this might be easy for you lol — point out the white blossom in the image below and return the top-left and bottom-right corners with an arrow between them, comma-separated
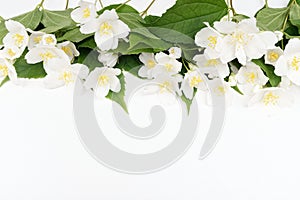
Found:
181,69 -> 207,99
214,19 -> 278,65
3,20 -> 28,51
98,51 -> 118,67
265,47 -> 283,66
193,54 -> 229,78
57,41 -> 80,61
274,38 -> 300,85
71,0 -> 97,24
84,67 -> 121,98
80,9 -> 130,51
236,62 -> 269,94
0,56 -> 17,83
152,52 -> 182,76
138,53 -> 157,79
43,58 -> 89,89
168,47 -> 182,59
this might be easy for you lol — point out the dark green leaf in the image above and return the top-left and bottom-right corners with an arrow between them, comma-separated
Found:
115,55 -> 142,77
256,7 -> 289,31
106,72 -> 128,113
0,22 -> 7,45
150,0 -> 228,38
78,37 -> 97,49
231,85 -> 243,95
14,50 -> 46,79
12,8 -> 42,30
252,59 -> 281,87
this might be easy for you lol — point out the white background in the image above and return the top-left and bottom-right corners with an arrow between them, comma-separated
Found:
1,0 -> 300,199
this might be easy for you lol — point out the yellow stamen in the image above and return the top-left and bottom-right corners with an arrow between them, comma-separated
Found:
45,36 -> 55,45
147,60 -> 155,69
165,63 -> 173,72
39,51 -> 55,61
268,51 -> 279,62
100,22 -> 112,35
0,64 -> 8,77
83,8 -> 91,18
189,75 -> 203,87
263,92 -> 279,106
59,71 -> 74,84
291,56 -> 300,71
217,86 -> 226,95
159,81 -> 171,93
98,75 -> 109,86
7,49 -> 16,57
34,36 -> 42,44
208,36 -> 217,48
13,33 -> 25,46
61,46 -> 72,57
205,59 -> 219,66
245,72 -> 256,84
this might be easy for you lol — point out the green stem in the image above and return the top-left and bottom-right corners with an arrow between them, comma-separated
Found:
65,0 -> 69,9
265,0 -> 269,8
98,0 -> 104,8
281,0 -> 296,48
141,0 -> 156,17
182,58 -> 190,72
116,0 -> 131,10
229,0 -> 236,15
37,0 -> 45,8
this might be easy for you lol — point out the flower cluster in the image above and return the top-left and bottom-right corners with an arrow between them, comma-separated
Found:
1,0 -> 300,110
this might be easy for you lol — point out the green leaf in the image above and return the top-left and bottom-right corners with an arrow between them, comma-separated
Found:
0,16 -> 4,22
252,59 -> 281,87
256,7 -> 289,31
290,3 -> 300,27
181,94 -> 193,114
106,72 -> 128,113
150,0 -> 228,38
78,37 -> 97,49
98,4 -> 139,15
0,22 -> 7,45
144,15 -> 160,24
58,27 -> 93,43
76,48 -> 103,71
14,50 -> 47,79
12,8 -> 42,30
116,55 -> 142,77
41,9 -> 76,32
231,85 -> 243,95
0,76 -> 9,87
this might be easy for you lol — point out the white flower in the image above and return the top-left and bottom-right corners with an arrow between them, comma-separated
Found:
265,47 -> 283,66
0,46 -> 23,60
195,22 -> 222,59
71,0 -> 97,24
168,47 -> 181,59
41,34 -> 57,46
181,69 -> 207,99
98,51 -> 118,67
0,56 -> 17,83
43,58 -> 89,89
214,19 -> 278,65
153,73 -> 182,95
193,54 -> 229,78
138,53 -> 157,79
152,52 -> 182,76
80,9 -> 130,51
249,88 -> 293,107
236,62 -> 269,94
27,30 -> 45,50
274,38 -> 300,85
25,45 -> 69,65
57,41 -> 80,61
84,67 -> 121,98
3,20 -> 28,51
